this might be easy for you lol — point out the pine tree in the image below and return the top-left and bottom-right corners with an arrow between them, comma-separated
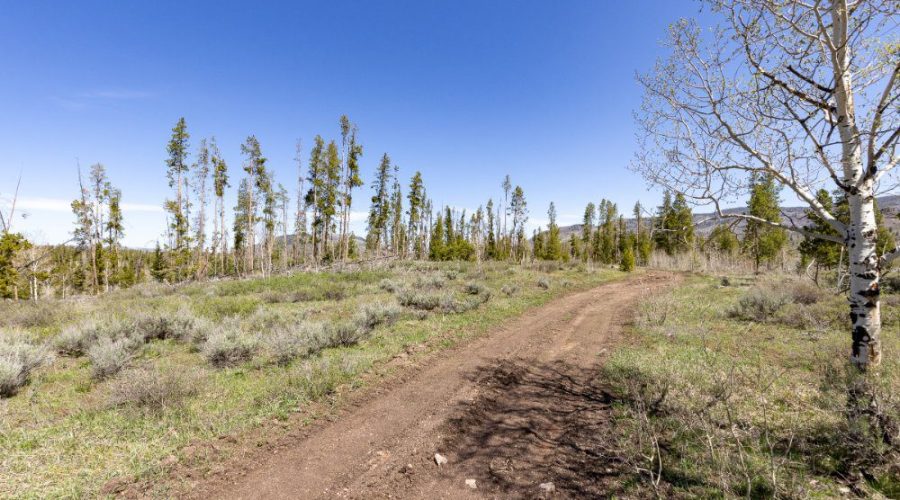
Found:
742,173 -> 787,271
257,166 -> 276,274
0,233 -> 30,299
429,210 -> 445,260
708,223 -> 740,255
105,187 -> 124,285
233,179 -> 251,275
543,202 -> 563,261
653,191 -> 674,254
389,166 -> 404,256
340,119 -> 364,261
210,139 -> 229,275
276,183 -> 289,271
509,186 -> 528,259
193,138 -> 210,278
305,136 -> 326,262
407,172 -> 425,259
670,193 -> 694,253
240,135 -> 266,272
620,244 -> 635,272
485,199 -> 499,259
582,202 -> 595,260
164,118 -> 191,253
501,175 -> 512,252
293,139 -> 308,265
367,153 -> 391,252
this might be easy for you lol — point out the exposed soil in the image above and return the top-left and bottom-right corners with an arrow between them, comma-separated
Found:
142,271 -> 677,499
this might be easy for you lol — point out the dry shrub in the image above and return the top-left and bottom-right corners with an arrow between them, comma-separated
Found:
439,294 -> 489,314
322,321 -> 368,348
787,280 -> 826,305
0,300 -> 79,329
379,279 -> 404,293
537,277 -> 551,289
88,336 -> 140,380
415,274 -> 446,289
55,322 -> 101,357
817,361 -> 900,490
464,282 -> 490,298
0,334 -> 52,397
134,307 -> 206,342
728,287 -> 790,321
263,326 -> 310,366
202,322 -> 259,368
397,290 -> 442,311
635,292 -> 677,329
536,261 -> 562,273
501,284 -> 519,297
355,302 -> 401,330
107,366 -> 200,412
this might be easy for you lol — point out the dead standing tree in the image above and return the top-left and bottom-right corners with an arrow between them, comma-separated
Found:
633,0 -> 899,368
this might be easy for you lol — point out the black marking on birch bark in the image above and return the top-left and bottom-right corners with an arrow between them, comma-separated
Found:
855,271 -> 877,280
851,325 -> 868,358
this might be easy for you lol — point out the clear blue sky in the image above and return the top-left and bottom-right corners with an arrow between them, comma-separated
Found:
0,0 -> 702,248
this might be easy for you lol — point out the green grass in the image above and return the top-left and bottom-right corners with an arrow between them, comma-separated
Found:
604,274 -> 900,498
0,261 -> 625,497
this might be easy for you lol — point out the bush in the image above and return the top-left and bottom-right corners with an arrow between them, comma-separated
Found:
728,287 -> 789,322
634,293 -> 677,329
501,284 -> 519,297
787,280 -> 826,305
415,274 -> 446,289
0,337 -> 52,397
323,321 -> 368,348
88,336 -> 139,380
107,366 -> 199,412
355,302 -> 402,330
439,294 -> 489,314
263,326 -> 310,366
0,301 -> 76,329
397,290 -> 442,311
379,279 -> 404,293
134,308 -> 205,342
464,282 -> 490,297
55,322 -> 101,357
537,277 -> 551,289
202,323 -> 258,368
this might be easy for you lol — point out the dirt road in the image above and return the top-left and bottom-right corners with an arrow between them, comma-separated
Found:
193,272 -> 676,499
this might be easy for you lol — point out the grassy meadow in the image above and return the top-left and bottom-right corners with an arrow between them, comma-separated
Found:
605,274 -> 900,498
0,260 -> 624,498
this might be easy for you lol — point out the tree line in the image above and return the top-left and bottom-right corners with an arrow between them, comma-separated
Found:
1,114 -> 894,301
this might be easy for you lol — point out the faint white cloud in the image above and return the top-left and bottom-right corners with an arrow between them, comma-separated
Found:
50,88 -> 154,110
49,96 -> 88,111
1,197 -> 162,213
85,89 -> 154,100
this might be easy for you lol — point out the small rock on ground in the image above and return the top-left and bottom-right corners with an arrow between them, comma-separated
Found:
434,453 -> 448,466
539,482 -> 556,492
465,479 -> 477,489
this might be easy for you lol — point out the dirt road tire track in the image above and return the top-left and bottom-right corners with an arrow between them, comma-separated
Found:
182,271 -> 677,499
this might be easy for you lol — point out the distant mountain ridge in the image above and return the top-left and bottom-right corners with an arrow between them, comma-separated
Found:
556,194 -> 900,241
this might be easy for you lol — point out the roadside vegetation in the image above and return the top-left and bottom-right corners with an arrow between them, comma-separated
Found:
605,274 -> 900,498
0,260 -> 623,497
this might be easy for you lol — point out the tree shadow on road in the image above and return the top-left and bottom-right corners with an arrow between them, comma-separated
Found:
441,359 -> 637,498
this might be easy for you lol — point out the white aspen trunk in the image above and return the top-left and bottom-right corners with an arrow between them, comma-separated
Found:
847,186 -> 882,367
829,0 -> 883,368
